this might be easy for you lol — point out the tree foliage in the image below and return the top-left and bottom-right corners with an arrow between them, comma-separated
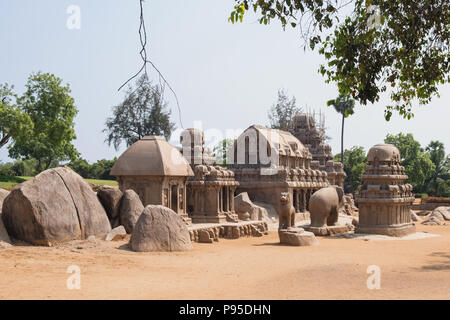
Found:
334,139 -> 449,196
334,146 -> 367,193
105,74 -> 175,150
8,72 -> 79,171
68,158 -> 117,180
0,158 -> 38,177
0,83 -> 33,149
268,89 -> 300,130
425,141 -> 450,197
384,133 -> 435,192
213,139 -> 236,166
230,0 -> 449,120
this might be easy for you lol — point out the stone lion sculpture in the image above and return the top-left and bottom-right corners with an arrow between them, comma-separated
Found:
279,192 -> 295,230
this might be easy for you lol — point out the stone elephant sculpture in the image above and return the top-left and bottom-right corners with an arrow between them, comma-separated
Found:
309,186 -> 344,228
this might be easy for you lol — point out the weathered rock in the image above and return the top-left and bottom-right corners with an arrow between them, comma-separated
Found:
421,209 -> 446,225
339,194 -> 359,217
345,223 -> 355,232
432,207 -> 450,221
250,224 -> 264,237
422,216 -> 442,226
410,210 -> 421,222
0,213 -> 11,244
119,190 -> 144,234
97,186 -> 123,228
253,201 -> 277,220
105,226 -> 127,241
234,192 -> 268,221
416,210 -> 432,216
278,227 -> 319,246
2,166 -> 111,246
224,212 -> 239,223
198,230 -> 214,243
130,205 -> 192,252
0,241 -> 12,248
0,188 -> 9,212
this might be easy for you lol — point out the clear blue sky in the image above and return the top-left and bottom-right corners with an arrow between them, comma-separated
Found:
1,0 -> 449,163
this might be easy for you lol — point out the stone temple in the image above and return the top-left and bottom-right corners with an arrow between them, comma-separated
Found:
110,136 -> 194,224
288,112 -> 346,188
108,119 -> 361,245
111,134 -> 268,243
355,144 -> 415,237
180,128 -> 240,224
228,125 -> 329,217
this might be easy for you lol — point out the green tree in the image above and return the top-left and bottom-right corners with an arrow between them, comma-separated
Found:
8,72 -> 79,172
10,159 -> 40,177
327,94 -> 355,166
90,158 -> 117,180
104,74 -> 175,150
334,146 -> 367,194
0,159 -> 38,177
268,89 -> 300,130
68,157 -> 117,180
384,133 -> 435,192
230,1 -> 449,120
0,83 -> 33,149
67,158 -> 91,178
425,141 -> 450,197
213,139 -> 236,166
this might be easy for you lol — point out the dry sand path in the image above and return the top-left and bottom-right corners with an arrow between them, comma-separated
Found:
0,224 -> 449,300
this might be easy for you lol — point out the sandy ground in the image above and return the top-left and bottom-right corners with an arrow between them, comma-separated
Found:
0,223 -> 449,300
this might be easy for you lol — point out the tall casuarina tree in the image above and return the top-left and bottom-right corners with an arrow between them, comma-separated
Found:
328,95 -> 355,168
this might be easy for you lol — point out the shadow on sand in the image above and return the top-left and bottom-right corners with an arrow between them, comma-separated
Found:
418,252 -> 450,271
252,242 -> 284,247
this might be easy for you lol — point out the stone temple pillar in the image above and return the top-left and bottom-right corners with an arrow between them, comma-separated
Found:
355,144 -> 415,237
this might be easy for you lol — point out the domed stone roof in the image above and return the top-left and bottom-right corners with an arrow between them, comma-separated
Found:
110,136 -> 194,177
367,144 -> 401,163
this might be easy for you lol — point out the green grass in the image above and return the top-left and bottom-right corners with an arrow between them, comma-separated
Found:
0,176 -> 29,189
0,175 -> 117,189
85,179 -> 118,187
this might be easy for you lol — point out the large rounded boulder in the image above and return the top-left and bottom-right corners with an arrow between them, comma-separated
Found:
130,205 -> 192,252
0,188 -> 9,212
97,185 -> 123,228
1,189 -> 12,244
120,189 -> 144,234
2,166 -> 111,245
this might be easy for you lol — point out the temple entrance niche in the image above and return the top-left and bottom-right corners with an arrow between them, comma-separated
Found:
222,187 -> 229,212
293,190 -> 298,211
306,189 -> 312,211
300,190 -> 306,212
170,184 -> 178,212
